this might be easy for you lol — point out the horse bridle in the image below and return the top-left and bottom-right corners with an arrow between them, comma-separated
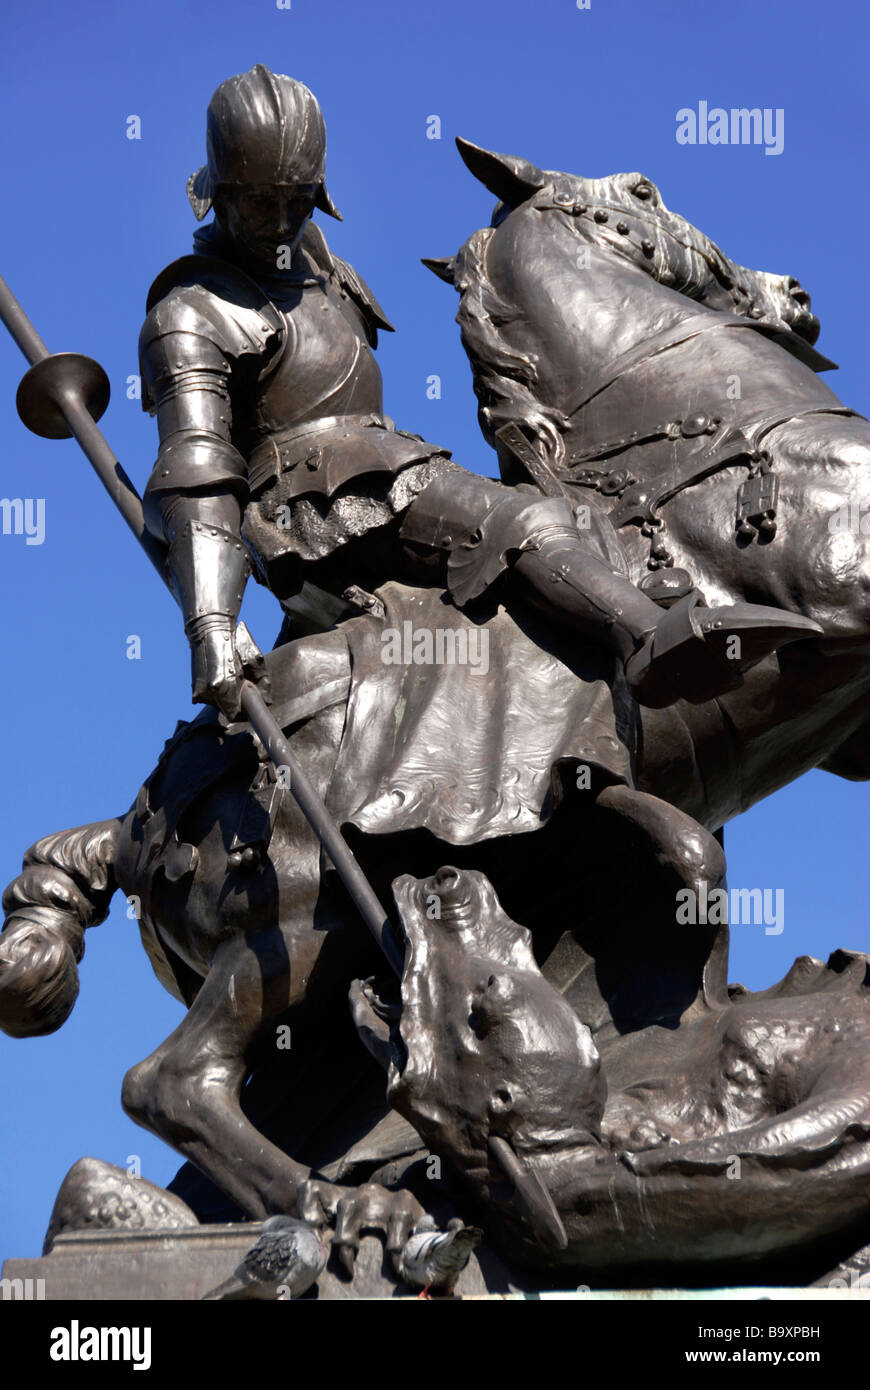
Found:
546,189 -> 740,297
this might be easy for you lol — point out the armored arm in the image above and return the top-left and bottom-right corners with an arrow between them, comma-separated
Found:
141,290 -> 260,716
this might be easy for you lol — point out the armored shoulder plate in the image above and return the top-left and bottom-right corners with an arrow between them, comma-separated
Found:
301,222 -> 395,346
140,255 -> 286,412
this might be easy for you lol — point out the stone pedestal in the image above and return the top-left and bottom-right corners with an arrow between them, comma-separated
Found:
1,1225 -> 505,1300
6,1226 -> 867,1300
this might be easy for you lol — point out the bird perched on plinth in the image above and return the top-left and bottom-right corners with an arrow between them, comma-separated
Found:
202,1216 -> 328,1300
400,1216 -> 483,1298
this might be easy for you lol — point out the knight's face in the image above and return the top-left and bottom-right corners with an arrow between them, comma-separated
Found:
216,184 -> 318,265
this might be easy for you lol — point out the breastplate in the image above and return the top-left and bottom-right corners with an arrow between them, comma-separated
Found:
252,277 -> 384,439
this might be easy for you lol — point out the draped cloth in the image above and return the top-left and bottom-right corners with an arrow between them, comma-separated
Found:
326,580 -> 636,845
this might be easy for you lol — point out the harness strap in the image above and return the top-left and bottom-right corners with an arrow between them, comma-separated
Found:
564,311 -> 780,421
607,405 -> 860,531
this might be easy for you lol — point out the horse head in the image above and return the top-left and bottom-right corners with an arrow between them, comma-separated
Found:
431,138 -> 819,346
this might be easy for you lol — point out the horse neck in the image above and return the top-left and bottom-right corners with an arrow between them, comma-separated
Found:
578,253 -> 675,368
492,217 -> 702,404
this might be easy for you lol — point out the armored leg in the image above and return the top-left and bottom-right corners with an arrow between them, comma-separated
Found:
401,470 -> 822,708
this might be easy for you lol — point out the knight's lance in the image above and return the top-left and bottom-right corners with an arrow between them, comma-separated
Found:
0,274 -> 402,976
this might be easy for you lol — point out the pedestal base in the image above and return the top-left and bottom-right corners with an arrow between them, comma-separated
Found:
2,1224 -> 507,1300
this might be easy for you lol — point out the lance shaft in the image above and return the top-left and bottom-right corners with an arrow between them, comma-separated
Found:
0,275 -> 168,579
0,275 -> 402,976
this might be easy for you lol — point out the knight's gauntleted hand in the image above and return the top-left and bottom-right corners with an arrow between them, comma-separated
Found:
187,613 -> 245,720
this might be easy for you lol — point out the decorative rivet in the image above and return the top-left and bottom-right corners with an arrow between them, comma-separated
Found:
616,220 -> 629,235
681,413 -> 711,438
641,239 -> 655,257
594,208 -> 608,223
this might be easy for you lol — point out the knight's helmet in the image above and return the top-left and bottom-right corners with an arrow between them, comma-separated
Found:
186,63 -> 342,221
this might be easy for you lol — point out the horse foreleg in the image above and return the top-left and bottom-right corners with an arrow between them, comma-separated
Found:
589,785 -> 730,1023
121,928 -> 306,1219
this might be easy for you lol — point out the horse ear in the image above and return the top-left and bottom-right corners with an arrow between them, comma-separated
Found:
455,138 -> 546,207
421,256 -> 456,285
488,1135 -> 568,1249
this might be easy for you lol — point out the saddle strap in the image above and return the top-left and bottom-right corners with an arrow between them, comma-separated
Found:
607,405 -> 861,530
558,309 -> 839,422
563,311 -> 826,424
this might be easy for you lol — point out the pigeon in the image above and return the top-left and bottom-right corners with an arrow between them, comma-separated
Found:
399,1216 -> 483,1298
202,1216 -> 328,1300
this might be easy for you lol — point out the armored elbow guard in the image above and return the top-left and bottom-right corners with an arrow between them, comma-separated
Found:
145,431 -> 249,514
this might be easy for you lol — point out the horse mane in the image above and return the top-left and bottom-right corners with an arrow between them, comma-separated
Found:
452,227 -> 548,453
450,188 -> 730,457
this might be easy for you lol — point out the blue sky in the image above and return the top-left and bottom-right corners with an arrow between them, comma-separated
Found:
1,0 -> 868,1259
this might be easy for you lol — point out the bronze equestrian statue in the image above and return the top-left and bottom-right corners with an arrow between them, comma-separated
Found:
2,65 -> 870,1291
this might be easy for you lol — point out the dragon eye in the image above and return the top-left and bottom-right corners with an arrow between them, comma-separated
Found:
632,181 -> 654,201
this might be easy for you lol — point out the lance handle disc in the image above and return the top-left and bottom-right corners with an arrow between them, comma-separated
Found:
16,351 -> 111,439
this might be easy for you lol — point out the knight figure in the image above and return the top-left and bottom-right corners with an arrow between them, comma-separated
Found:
141,64 -> 812,724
